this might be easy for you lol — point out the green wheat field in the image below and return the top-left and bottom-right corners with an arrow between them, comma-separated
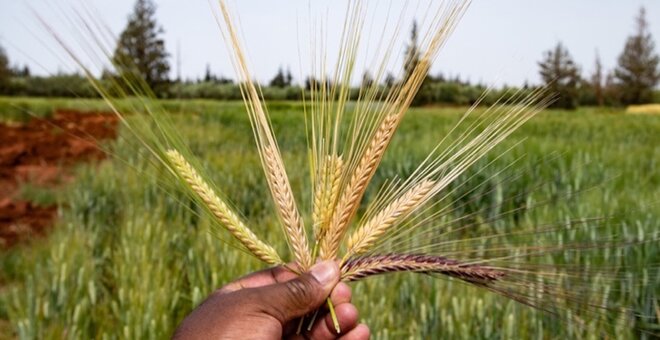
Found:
0,97 -> 658,339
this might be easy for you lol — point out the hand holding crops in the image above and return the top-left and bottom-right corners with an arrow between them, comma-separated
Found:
172,261 -> 372,339
43,0 -> 658,337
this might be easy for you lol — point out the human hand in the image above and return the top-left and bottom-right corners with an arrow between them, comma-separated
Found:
173,260 -> 370,339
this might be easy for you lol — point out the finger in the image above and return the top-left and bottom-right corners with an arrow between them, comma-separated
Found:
306,303 -> 359,340
218,264 -> 299,294
329,282 -> 352,305
252,260 -> 340,323
284,282 -> 351,337
339,324 -> 370,340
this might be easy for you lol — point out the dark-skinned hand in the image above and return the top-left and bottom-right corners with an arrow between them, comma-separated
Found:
173,260 -> 370,339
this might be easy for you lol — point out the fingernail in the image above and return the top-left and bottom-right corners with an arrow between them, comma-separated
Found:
310,260 -> 339,287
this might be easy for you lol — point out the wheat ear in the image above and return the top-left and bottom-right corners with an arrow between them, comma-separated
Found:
313,155 -> 344,239
263,145 -> 312,269
344,179 -> 436,260
166,149 -> 282,265
215,1 -> 311,269
341,254 -> 505,284
320,114 -> 399,260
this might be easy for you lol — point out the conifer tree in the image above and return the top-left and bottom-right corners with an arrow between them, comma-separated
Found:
591,53 -> 604,106
403,21 -> 421,83
538,42 -> 581,109
269,67 -> 288,88
614,7 -> 660,104
113,0 -> 170,94
0,45 -> 10,94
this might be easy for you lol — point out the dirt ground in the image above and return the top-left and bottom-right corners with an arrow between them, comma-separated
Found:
0,110 -> 118,247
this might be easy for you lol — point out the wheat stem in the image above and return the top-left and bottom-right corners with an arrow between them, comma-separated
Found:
327,297 -> 341,334
165,149 -> 282,265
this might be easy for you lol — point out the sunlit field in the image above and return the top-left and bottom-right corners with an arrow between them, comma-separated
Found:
0,98 -> 658,339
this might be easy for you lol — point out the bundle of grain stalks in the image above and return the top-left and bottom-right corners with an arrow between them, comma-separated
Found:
41,0 -> 658,337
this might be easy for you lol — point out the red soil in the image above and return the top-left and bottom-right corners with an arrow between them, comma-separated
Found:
0,110 -> 118,248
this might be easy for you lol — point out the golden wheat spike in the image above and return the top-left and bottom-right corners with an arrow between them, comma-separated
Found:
165,149 -> 282,265
312,157 -> 331,236
316,43 -> 445,263
215,0 -> 312,269
313,155 -> 344,239
344,179 -> 436,259
263,145 -> 312,269
319,113 -> 398,260
312,175 -> 326,236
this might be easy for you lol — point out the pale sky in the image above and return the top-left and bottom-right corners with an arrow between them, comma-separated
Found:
0,0 -> 659,87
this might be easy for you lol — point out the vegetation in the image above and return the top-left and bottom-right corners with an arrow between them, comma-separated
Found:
0,46 -> 9,94
7,75 -> 98,98
112,0 -> 170,95
404,21 -> 423,85
269,67 -> 294,88
614,7 -> 660,105
0,98 -> 658,339
0,2 -> 658,336
538,43 -> 581,109
2,6 -> 658,107
589,53 -> 605,106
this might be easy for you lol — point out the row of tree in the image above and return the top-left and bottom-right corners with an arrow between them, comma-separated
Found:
1,0 -> 658,108
537,8 -> 660,109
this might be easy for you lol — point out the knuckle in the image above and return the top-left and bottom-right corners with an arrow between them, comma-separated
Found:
283,276 -> 317,309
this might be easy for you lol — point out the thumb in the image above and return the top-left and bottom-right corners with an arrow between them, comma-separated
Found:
255,260 -> 340,323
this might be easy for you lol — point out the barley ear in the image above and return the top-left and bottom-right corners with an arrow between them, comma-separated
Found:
311,155 -> 343,261
216,0 -> 311,268
313,155 -> 344,240
320,113 -> 399,260
344,179 -> 436,260
165,149 -> 282,265
263,145 -> 312,269
341,254 -> 505,284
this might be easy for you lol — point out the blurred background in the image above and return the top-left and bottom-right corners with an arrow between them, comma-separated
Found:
1,0 -> 659,103
0,1 -> 658,339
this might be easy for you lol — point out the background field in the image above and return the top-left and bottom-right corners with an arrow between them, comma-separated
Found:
0,98 -> 658,339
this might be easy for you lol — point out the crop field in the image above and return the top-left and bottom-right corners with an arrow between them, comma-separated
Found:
0,98 -> 658,339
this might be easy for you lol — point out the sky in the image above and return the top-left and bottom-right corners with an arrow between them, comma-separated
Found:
0,0 -> 659,87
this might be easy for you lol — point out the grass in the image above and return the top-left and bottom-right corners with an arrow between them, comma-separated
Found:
0,98 -> 658,339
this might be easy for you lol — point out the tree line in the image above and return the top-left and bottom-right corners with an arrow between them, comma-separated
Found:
537,8 -> 660,109
1,0 -> 658,108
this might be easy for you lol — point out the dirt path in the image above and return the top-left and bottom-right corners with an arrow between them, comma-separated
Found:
0,110 -> 119,247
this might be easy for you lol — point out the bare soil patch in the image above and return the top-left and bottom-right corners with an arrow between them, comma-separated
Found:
0,110 -> 118,247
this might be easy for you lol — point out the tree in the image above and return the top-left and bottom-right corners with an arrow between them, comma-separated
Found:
383,73 -> 396,88
204,64 -> 214,82
604,71 -> 620,106
0,45 -> 9,94
305,76 -> 330,91
538,42 -> 581,109
614,7 -> 660,105
361,71 -> 374,88
20,66 -> 30,77
113,0 -> 170,94
403,21 -> 421,83
285,68 -> 293,86
270,67 -> 292,88
591,53 -> 605,106
403,21 -> 432,106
